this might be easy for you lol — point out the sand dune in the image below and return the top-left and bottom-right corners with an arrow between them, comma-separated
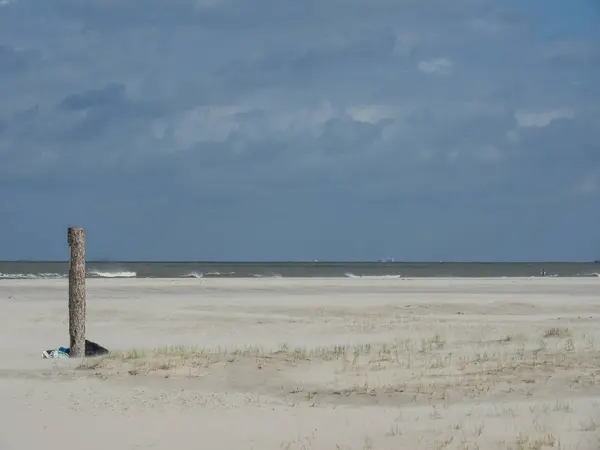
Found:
1,277 -> 599,449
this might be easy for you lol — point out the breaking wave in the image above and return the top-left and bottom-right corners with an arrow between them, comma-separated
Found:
344,272 -> 402,279
87,270 -> 137,278
180,271 -> 238,278
182,272 -> 203,278
0,272 -> 65,279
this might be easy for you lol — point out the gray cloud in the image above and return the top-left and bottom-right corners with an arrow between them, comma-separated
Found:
0,45 -> 41,76
0,0 -> 598,260
59,83 -> 127,111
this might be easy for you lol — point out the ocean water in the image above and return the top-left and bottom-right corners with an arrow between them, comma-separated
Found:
0,261 -> 598,279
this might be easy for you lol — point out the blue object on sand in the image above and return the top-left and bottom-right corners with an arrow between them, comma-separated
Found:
42,348 -> 69,359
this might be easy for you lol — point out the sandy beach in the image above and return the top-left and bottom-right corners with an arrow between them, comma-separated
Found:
0,277 -> 599,450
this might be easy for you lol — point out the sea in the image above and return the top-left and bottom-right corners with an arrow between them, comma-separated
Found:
0,261 -> 598,279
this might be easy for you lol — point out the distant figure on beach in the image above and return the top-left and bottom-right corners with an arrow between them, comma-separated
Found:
540,268 -> 547,277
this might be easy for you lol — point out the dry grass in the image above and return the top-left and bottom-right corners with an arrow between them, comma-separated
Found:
509,433 -> 560,450
76,326 -> 600,377
543,327 -> 571,339
75,329 -> 600,410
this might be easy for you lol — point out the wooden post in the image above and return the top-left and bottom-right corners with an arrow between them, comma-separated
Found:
68,227 -> 86,357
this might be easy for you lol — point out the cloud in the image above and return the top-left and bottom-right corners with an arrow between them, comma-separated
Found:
0,0 -> 599,260
174,105 -> 248,146
345,104 -> 398,126
0,45 -> 41,76
514,110 -> 575,128
542,39 -> 600,67
572,171 -> 598,195
417,58 -> 454,75
467,14 -> 523,37
59,83 -> 127,112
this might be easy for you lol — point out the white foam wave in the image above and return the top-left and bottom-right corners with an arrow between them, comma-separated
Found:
0,272 -> 65,279
204,271 -> 236,277
87,270 -> 137,278
344,272 -> 402,279
250,273 -> 283,278
183,272 -> 203,278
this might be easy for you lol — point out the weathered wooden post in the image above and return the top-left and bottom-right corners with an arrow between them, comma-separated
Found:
68,227 -> 86,357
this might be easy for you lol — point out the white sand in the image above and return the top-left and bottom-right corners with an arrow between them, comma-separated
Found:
0,277 -> 599,450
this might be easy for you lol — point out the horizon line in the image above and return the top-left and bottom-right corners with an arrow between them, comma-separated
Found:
0,260 -> 597,264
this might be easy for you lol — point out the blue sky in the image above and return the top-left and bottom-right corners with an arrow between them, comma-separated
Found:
0,0 -> 599,261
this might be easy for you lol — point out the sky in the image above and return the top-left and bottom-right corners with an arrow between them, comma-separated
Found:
0,0 -> 599,261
